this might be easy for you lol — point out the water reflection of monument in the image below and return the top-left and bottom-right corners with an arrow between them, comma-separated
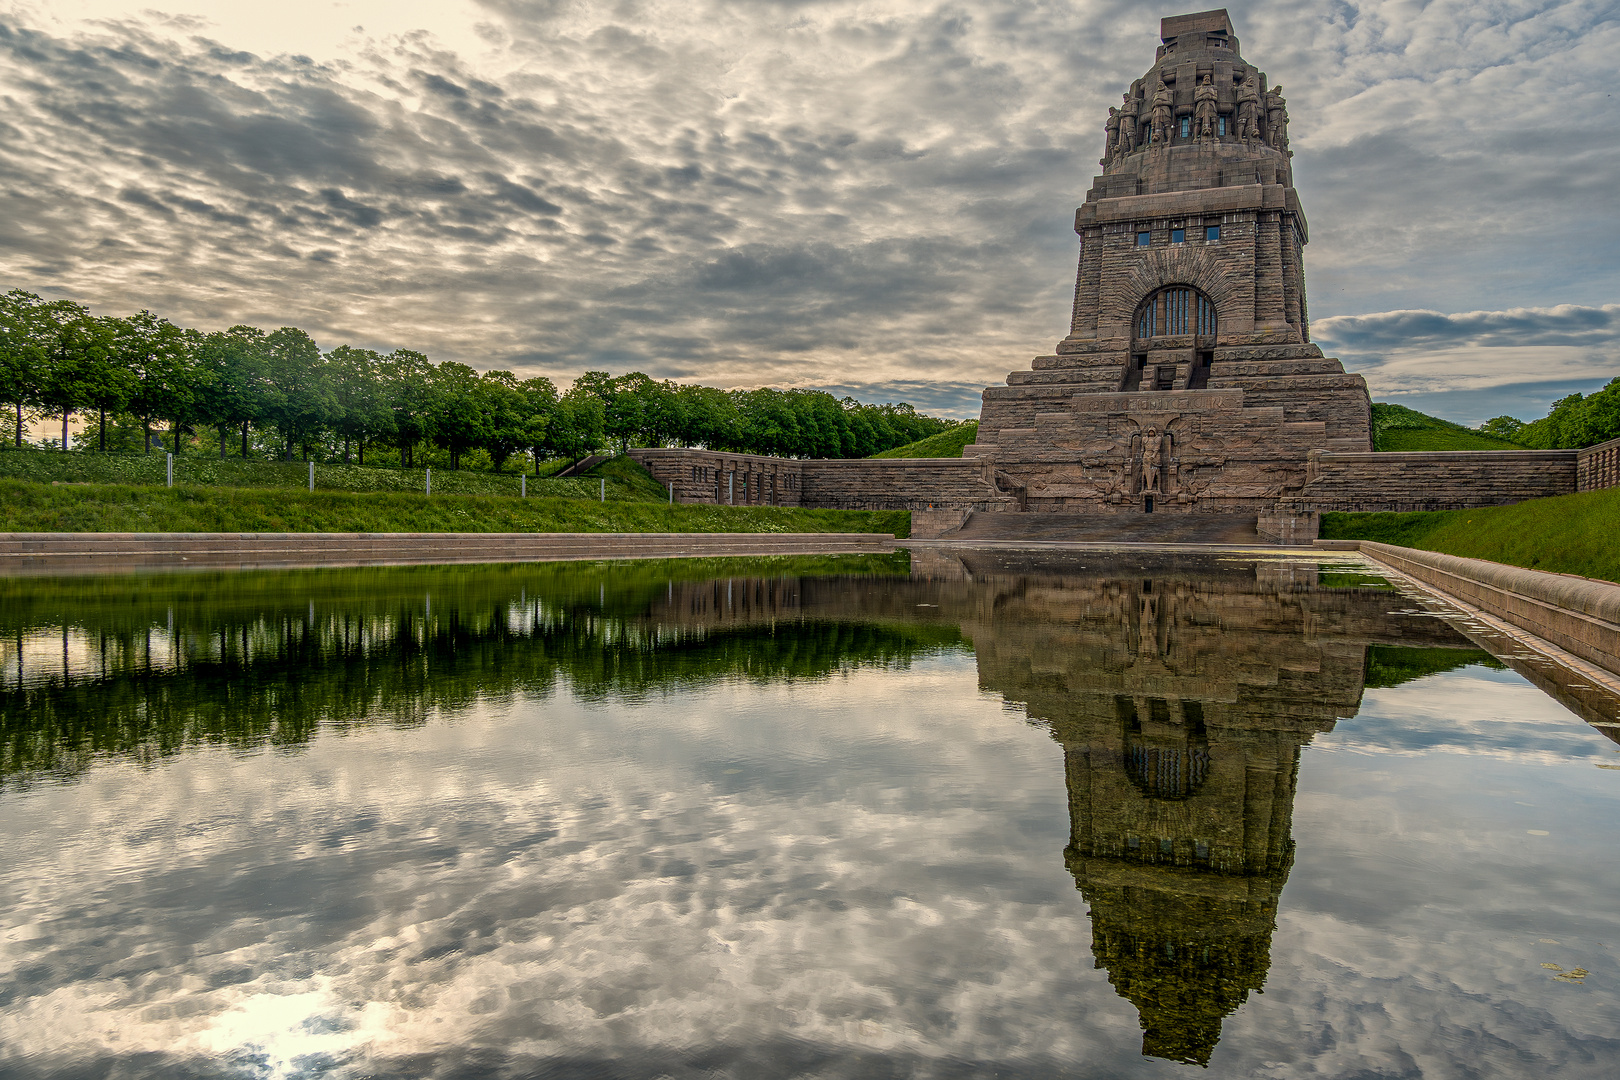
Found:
931,551 -> 1458,1067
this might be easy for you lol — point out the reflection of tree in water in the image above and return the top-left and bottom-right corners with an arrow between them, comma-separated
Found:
942,551 -> 1487,1067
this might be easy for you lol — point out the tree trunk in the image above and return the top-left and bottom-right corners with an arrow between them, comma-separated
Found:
143,419 -> 151,454
241,422 -> 249,459
62,410 -> 69,451
358,440 -> 364,466
13,403 -> 21,448
99,406 -> 107,452
343,437 -> 350,464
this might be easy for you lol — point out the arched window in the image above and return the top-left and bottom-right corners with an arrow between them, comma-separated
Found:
1133,286 -> 1217,341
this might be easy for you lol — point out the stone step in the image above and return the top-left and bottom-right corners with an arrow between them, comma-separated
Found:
945,511 -> 1266,545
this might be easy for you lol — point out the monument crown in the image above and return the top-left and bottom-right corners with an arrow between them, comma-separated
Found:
968,10 -> 1373,521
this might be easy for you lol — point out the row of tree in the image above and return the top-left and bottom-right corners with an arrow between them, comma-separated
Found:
0,290 -> 957,469
1479,378 -> 1620,450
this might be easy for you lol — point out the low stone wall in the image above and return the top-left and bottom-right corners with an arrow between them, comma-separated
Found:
629,448 -> 1014,513
0,532 -> 899,576
1578,436 -> 1620,491
1292,449 -> 1576,512
1318,539 -> 1620,676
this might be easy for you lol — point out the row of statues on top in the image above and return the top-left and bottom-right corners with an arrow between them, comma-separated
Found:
1104,75 -> 1288,161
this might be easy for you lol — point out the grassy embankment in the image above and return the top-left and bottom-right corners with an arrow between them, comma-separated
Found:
0,453 -> 909,536
1321,486 -> 1620,584
868,421 -> 980,459
1370,402 -> 1523,451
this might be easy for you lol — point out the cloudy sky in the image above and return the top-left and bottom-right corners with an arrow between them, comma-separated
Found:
2,1 -> 1617,422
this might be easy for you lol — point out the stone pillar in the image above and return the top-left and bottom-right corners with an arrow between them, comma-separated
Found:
1280,215 -> 1303,337
1070,228 -> 1103,339
1253,210 -> 1285,329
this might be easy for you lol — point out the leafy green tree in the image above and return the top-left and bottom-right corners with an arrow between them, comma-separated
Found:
542,387 -> 606,463
262,327 -> 335,460
427,361 -> 486,470
328,346 -> 392,464
475,370 -> 530,472
383,350 -> 434,467
1477,416 -> 1525,443
37,301 -> 120,451
119,311 -> 199,454
517,376 -> 559,471
0,290 -> 50,448
195,326 -> 269,458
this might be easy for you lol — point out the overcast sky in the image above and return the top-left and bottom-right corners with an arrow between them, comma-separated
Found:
2,0 -> 1616,423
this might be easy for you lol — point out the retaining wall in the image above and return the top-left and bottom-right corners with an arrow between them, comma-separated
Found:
1292,449 -> 1577,512
629,448 -> 1014,512
1578,436 -> 1620,492
1317,539 -> 1620,677
0,532 -> 899,576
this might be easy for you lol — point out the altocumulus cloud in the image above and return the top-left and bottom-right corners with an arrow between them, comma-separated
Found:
0,1 -> 1617,419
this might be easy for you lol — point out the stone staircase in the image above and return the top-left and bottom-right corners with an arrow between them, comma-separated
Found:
942,511 -> 1266,545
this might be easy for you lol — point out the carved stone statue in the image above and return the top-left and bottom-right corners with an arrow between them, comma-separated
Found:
1104,106 -> 1121,163
1264,85 -> 1289,150
1150,80 -> 1173,145
1235,75 -> 1260,144
1142,427 -> 1163,494
1118,92 -> 1139,155
1194,74 -> 1218,140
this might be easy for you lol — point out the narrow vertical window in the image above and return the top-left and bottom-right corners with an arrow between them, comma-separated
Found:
1179,116 -> 1190,139
1218,116 -> 1227,136
1136,231 -> 1151,247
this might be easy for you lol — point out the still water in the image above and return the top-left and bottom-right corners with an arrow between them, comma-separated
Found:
1,548 -> 1617,1078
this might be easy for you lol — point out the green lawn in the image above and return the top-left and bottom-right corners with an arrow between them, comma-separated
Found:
0,448 -> 605,499
0,478 -> 909,537
1321,486 -> 1620,583
868,421 -> 980,459
1371,402 -> 1524,452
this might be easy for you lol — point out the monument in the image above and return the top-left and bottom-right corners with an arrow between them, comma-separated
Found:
629,9 -> 1583,533
966,8 -> 1372,526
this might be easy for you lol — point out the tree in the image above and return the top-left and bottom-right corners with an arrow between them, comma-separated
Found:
119,311 -> 198,454
541,387 -> 605,463
328,346 -> 392,464
195,326 -> 269,458
37,301 -> 118,451
517,376 -> 559,471
262,327 -> 335,459
0,290 -> 50,448
382,350 -> 434,467
427,361 -> 486,470
1477,416 -> 1525,443
474,370 -> 531,472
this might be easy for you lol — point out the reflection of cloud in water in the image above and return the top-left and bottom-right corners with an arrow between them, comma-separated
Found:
4,566 -> 1620,1077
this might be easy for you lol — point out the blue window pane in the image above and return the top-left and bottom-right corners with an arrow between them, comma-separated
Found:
1218,116 -> 1227,136
1179,116 -> 1190,138
1171,228 -> 1185,243
1137,231 -> 1150,247
1206,225 -> 1220,241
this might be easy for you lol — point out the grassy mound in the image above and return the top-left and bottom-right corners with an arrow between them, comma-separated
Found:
0,478 -> 909,537
1371,402 -> 1524,452
1321,486 -> 1620,583
869,421 -> 979,459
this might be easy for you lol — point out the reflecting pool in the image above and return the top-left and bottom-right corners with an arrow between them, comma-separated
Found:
1,549 -> 1617,1078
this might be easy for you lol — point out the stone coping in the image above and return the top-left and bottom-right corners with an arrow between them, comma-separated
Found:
0,532 -> 900,576
1315,539 -> 1620,677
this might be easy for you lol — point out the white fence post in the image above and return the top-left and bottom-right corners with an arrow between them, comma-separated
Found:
426,467 -> 432,495
166,453 -> 173,488
521,474 -> 526,498
600,477 -> 605,503
668,481 -> 673,504
308,460 -> 314,491
728,471 -> 733,504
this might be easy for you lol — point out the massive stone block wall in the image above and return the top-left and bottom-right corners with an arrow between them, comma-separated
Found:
1289,450 -> 1577,512
1578,436 -> 1620,492
627,448 -> 1014,512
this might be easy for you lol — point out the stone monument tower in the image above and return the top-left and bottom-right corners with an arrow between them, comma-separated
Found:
968,9 -> 1372,524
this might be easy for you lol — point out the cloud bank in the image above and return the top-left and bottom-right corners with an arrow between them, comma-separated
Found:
0,1 -> 1616,419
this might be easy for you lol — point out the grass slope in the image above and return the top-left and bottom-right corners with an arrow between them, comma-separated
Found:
868,421 -> 980,459
0,448 -> 610,499
0,479 -> 909,537
1371,402 -> 1524,452
1321,486 -> 1620,583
